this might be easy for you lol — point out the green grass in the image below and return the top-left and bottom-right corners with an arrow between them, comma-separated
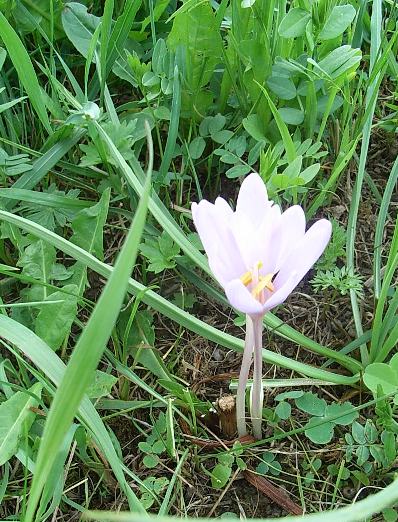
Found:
0,1 -> 398,521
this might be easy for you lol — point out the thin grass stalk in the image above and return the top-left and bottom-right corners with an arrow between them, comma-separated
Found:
346,0 -> 382,365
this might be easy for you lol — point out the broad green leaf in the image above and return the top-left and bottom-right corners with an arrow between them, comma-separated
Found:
211,463 -> 232,489
313,45 -> 361,81
242,114 -> 266,142
70,188 -> 111,295
188,137 -> 206,159
35,284 -> 79,351
300,163 -> 320,183
278,107 -> 304,125
86,370 -> 118,399
167,2 -> 222,91
0,383 -> 42,465
324,402 -> 358,426
18,240 -> 55,302
283,156 -> 303,179
267,76 -> 296,100
278,8 -> 311,38
226,165 -> 252,179
295,392 -> 326,416
143,454 -> 160,469
70,188 -> 110,261
62,2 -> 101,58
275,401 -> 291,420
363,363 -> 398,395
304,417 -> 334,444
0,13 -> 51,133
319,5 -> 356,40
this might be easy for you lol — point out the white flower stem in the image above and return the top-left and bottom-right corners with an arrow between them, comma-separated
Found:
236,314 -> 254,438
251,315 -> 264,440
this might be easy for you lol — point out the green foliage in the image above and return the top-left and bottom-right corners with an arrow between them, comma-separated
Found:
312,266 -> 364,299
0,383 -> 42,465
140,231 -> 180,273
0,0 -> 396,518
364,354 -> 398,397
210,442 -> 246,490
256,452 -> 282,476
277,391 -> 358,445
316,219 -> 347,271
345,420 -> 397,471
139,412 -> 168,471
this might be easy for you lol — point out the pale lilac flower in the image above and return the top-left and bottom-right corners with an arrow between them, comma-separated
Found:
191,173 -> 331,439
191,172 -> 331,316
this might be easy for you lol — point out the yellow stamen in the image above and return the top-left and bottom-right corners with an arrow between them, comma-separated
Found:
251,274 -> 275,297
240,270 -> 252,286
240,262 -> 263,287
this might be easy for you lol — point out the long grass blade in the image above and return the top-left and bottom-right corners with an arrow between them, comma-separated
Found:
346,0 -> 383,365
0,13 -> 51,133
84,476 -> 398,521
0,210 -> 359,385
24,158 -> 152,520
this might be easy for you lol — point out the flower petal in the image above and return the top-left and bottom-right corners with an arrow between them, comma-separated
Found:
224,279 -> 264,315
192,200 -> 246,285
236,173 -> 271,227
264,219 -> 332,310
272,205 -> 306,271
215,196 -> 233,218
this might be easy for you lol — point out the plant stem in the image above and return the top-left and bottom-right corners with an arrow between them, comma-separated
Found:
236,314 -> 254,437
251,315 -> 264,439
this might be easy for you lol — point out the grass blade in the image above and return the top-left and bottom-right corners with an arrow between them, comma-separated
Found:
100,0 -> 114,103
346,0 -> 383,365
158,64 -> 181,181
0,13 -> 51,133
84,476 -> 398,521
373,155 -> 398,298
24,160 -> 152,520
255,81 -> 296,162
0,316 -> 141,512
5,129 -> 86,211
0,210 -> 359,386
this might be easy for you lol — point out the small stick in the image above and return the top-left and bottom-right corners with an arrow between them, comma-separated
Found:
244,470 -> 303,516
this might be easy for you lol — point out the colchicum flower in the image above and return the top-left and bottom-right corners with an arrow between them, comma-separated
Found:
192,173 -> 331,439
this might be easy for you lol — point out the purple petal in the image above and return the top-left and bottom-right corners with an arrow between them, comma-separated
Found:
225,279 -> 264,315
272,205 -> 306,270
215,196 -> 233,218
264,219 -> 332,310
233,199 -> 282,271
236,173 -> 271,227
192,200 -> 246,285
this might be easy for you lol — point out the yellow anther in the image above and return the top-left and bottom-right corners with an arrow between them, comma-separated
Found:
251,274 -> 274,297
240,270 -> 252,286
240,262 -> 263,287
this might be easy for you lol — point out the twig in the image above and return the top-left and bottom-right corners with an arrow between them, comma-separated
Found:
243,469 -> 303,516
